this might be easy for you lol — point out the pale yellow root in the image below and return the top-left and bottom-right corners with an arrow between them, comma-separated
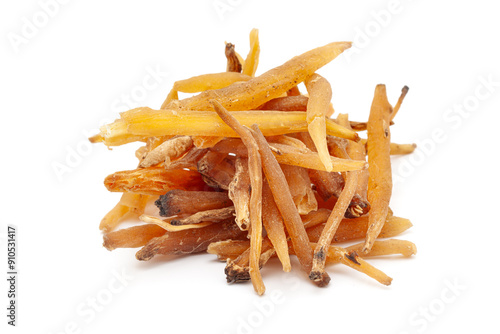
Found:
242,28 -> 260,77
268,142 -> 367,172
139,214 -> 213,232
99,192 -> 149,232
305,74 -> 333,171
388,142 -> 417,155
94,108 -> 358,147
174,72 -> 252,93
308,117 -> 332,171
166,41 -> 351,111
160,89 -> 179,109
161,72 -> 252,109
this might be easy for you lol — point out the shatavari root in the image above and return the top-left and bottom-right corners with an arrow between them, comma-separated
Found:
91,29 -> 415,295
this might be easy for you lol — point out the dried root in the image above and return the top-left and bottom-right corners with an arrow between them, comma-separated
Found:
92,30 -> 415,295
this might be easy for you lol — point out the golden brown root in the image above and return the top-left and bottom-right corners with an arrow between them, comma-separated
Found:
104,167 -> 206,195
211,100 -> 265,295
225,42 -> 243,73
136,220 -> 246,261
323,246 -> 393,286
207,240 -> 250,261
310,170 -> 359,286
390,85 -> 409,121
196,151 -> 235,190
256,95 -> 309,111
166,41 -> 351,111
281,164 -> 317,215
306,214 -> 412,244
249,124 -> 324,283
363,84 -> 394,253
262,181 -> 291,272
103,224 -> 167,251
345,239 -> 417,258
155,189 -> 231,217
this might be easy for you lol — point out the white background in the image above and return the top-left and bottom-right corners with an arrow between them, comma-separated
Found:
2,0 -> 499,333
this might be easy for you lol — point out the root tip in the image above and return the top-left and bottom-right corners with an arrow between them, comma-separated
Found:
309,270 -> 331,287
